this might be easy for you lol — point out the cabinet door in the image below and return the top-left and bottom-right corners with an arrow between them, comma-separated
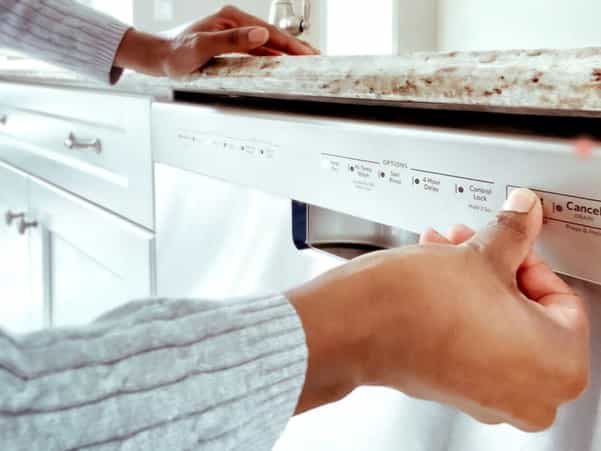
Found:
28,178 -> 155,327
0,163 -> 43,333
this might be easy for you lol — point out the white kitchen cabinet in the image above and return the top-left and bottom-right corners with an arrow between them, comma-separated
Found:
25,176 -> 156,328
0,82 -> 154,229
0,81 -> 156,330
0,163 -> 43,334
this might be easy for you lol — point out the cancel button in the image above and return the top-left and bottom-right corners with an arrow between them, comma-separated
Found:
507,185 -> 601,230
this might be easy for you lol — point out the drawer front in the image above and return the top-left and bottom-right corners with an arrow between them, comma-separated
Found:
0,82 -> 154,229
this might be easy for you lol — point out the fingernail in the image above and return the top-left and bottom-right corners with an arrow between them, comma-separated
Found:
503,188 -> 538,213
249,28 -> 269,44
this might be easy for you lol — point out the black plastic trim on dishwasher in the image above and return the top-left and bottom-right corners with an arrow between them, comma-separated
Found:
292,201 -> 309,251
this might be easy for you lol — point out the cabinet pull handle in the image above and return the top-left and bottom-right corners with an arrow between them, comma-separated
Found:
5,210 -> 25,226
18,218 -> 38,235
64,132 -> 102,154
0,114 -> 7,125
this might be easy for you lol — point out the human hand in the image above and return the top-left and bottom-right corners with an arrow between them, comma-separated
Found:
288,188 -> 590,432
115,5 -> 319,79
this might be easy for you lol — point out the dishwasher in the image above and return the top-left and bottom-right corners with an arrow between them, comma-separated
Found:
153,94 -> 601,451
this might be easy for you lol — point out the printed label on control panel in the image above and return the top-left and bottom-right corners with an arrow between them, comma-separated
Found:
176,129 -> 277,159
410,168 -> 496,215
508,186 -> 601,234
321,153 -> 410,192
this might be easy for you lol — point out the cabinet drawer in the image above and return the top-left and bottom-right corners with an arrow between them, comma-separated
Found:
0,82 -> 154,229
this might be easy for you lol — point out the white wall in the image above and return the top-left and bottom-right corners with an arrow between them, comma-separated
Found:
134,0 -> 263,31
78,0 -> 133,23
133,1 -> 437,55
134,0 -> 324,49
438,0 -> 601,51
397,0 -> 437,53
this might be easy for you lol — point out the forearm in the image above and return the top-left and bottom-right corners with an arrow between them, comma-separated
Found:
113,29 -> 170,77
0,295 -> 306,451
0,0 -> 130,83
286,258 -> 382,414
1,2 -> 318,85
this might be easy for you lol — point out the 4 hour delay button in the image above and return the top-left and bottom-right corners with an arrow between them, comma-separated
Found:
507,186 -> 601,230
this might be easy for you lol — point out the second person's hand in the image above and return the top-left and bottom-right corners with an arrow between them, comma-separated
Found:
288,188 -> 590,432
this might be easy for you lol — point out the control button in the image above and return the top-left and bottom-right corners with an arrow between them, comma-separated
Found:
260,147 -> 275,159
411,169 -> 494,197
413,176 -> 440,193
508,186 -> 601,231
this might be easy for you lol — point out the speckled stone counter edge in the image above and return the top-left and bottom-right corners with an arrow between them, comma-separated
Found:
1,47 -> 601,116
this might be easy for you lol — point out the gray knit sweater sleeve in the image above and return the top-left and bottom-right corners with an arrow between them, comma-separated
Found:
0,0 -> 131,84
0,295 -> 308,450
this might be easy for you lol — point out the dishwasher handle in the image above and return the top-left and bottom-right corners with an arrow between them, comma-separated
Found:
292,201 -> 419,260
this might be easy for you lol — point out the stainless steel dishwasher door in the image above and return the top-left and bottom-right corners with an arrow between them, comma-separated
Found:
154,163 -> 343,298
154,163 -> 601,451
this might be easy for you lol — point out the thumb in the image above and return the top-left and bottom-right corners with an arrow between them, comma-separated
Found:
198,27 -> 269,56
468,188 -> 543,272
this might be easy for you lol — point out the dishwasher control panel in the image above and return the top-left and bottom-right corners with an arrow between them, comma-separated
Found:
153,103 -> 601,285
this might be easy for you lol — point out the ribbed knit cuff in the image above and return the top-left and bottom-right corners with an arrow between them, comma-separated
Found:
93,21 -> 131,85
54,4 -> 131,85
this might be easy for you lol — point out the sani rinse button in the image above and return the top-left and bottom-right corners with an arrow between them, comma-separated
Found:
507,186 -> 601,231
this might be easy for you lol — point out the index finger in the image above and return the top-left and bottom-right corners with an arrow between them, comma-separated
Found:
221,6 -> 319,55
518,261 -> 589,334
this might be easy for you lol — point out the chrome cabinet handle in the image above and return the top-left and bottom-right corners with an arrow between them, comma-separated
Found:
64,132 -> 102,154
18,218 -> 38,235
5,210 -> 25,226
0,114 -> 7,125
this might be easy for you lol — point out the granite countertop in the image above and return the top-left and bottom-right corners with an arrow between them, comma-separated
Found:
1,48 -> 601,117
